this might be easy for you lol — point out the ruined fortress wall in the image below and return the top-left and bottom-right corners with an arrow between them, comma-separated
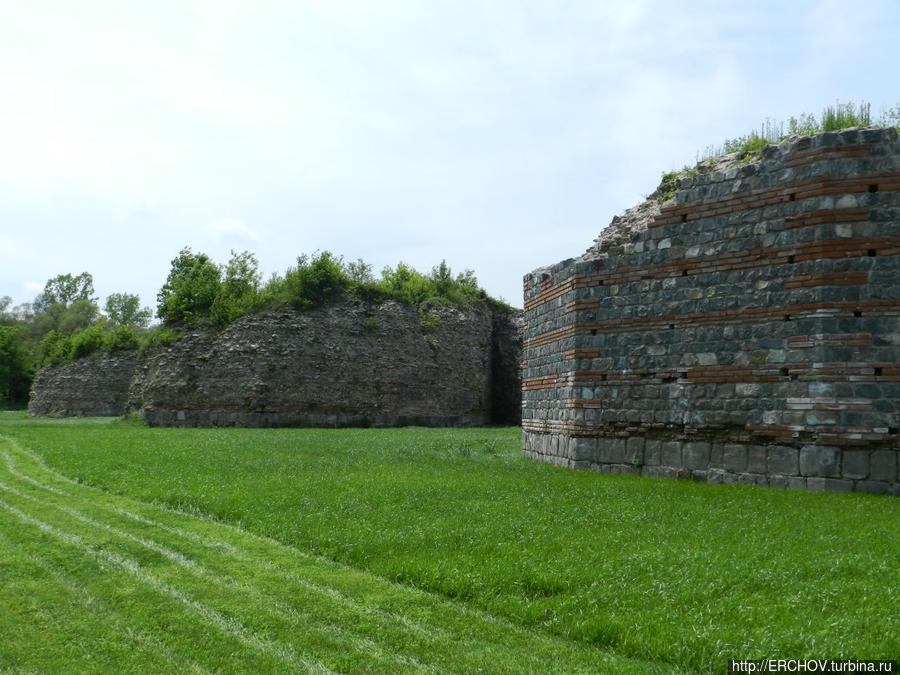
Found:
30,299 -> 523,427
28,353 -> 138,418
522,127 -> 900,494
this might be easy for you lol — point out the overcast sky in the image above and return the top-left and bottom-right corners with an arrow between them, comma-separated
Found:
1,0 -> 897,312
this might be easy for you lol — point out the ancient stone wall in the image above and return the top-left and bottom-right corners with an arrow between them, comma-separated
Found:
28,353 -> 138,418
522,127 -> 900,494
30,299 -> 522,427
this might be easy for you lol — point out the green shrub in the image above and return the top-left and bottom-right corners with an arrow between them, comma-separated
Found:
211,251 -> 264,325
138,326 -> 182,356
71,323 -> 106,359
284,251 -> 350,308
362,315 -> 380,333
377,262 -> 433,305
38,331 -> 73,366
104,325 -> 140,352
150,248 -> 503,331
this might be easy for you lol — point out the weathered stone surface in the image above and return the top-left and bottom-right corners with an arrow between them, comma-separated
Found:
30,299 -> 523,428
747,446 -> 768,475
723,443 -> 747,472
799,445 -> 842,478
841,450 -> 870,480
870,450 -> 898,481
28,353 -> 138,417
570,437 -> 596,462
522,127 -> 900,494
767,446 -> 799,476
598,438 -> 626,463
683,442 -> 711,470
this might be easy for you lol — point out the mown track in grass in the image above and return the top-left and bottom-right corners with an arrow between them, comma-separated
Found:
3,415 -> 898,673
0,432 -> 669,674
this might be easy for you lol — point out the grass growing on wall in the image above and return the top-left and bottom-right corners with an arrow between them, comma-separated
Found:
1,414 -> 897,673
699,100 -> 900,161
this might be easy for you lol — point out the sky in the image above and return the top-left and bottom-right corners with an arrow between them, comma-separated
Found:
1,0 -> 897,313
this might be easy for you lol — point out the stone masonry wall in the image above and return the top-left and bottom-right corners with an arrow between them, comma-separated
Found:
30,298 -> 522,427
28,353 -> 138,418
522,127 -> 900,494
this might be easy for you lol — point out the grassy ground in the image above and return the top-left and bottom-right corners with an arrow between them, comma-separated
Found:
1,413 -> 897,673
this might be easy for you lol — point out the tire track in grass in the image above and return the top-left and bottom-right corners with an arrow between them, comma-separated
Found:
3,443 -> 524,670
1,448 -> 239,555
0,530 -> 213,675
0,435 -> 679,674
0,466 -> 448,674
0,496 -> 333,675
0,479 -> 431,674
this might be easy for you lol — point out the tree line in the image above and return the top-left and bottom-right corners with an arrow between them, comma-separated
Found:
1,249 -> 500,408
0,272 -> 152,407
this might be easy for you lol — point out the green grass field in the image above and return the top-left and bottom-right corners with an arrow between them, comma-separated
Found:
1,412 -> 897,673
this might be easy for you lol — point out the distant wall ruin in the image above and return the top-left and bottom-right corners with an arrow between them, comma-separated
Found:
29,299 -> 522,427
522,127 -> 900,494
29,353 -> 138,418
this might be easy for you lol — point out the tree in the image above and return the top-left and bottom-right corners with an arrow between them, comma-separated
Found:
156,248 -> 222,325
0,326 -> 32,406
211,250 -> 262,325
0,296 -> 17,327
25,272 -> 100,339
33,272 -> 96,312
346,258 -> 374,284
105,293 -> 152,328
37,330 -> 73,366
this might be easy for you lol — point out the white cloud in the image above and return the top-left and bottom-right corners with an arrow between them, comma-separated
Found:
204,218 -> 262,243
0,1 -> 898,310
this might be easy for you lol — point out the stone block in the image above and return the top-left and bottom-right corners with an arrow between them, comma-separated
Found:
799,445 -> 841,478
707,469 -> 727,485
747,445 -> 767,474
767,446 -> 799,476
855,481 -> 891,495
736,383 -> 761,397
709,443 -> 723,467
644,439 -> 661,466
598,438 -> 626,463
660,441 -> 682,468
769,475 -> 790,489
823,478 -> 854,493
723,444 -> 748,472
683,442 -> 711,470
841,450 -> 870,480
788,477 -> 807,490
626,436 -> 645,465
807,477 -> 826,492
642,466 -> 679,479
869,450 -> 897,481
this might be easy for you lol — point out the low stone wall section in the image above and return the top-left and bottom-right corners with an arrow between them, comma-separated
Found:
28,353 -> 138,418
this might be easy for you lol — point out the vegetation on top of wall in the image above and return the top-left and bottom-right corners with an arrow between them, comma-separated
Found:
156,248 -> 501,331
0,249 -> 504,399
700,100 -> 900,162
651,100 -> 900,205
1,275 -> 153,408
